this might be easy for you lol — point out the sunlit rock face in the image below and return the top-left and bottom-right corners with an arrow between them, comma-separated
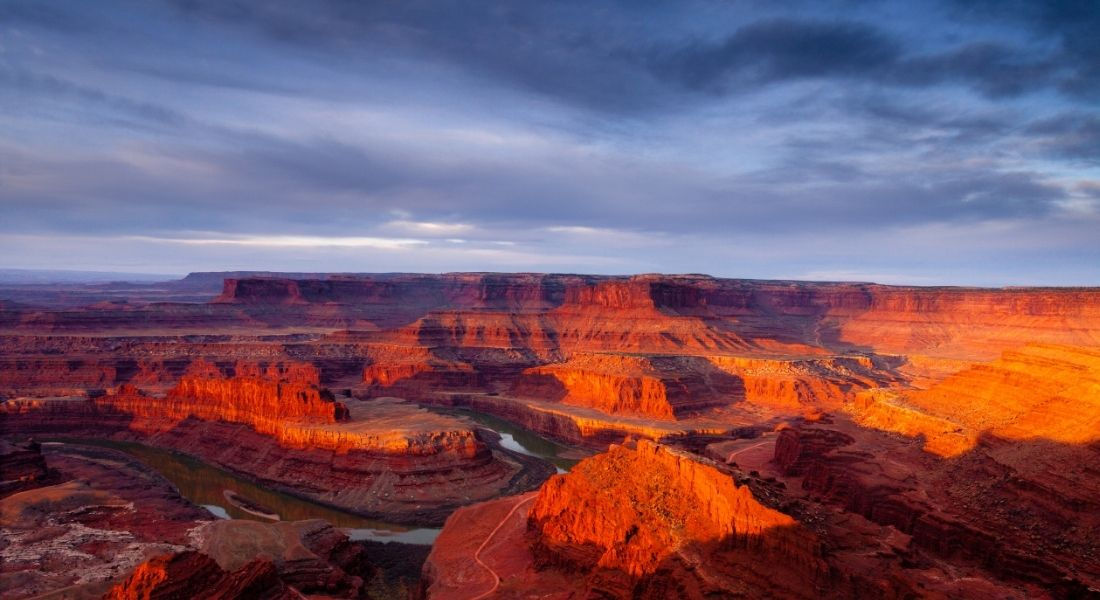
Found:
514,354 -> 739,420
528,441 -> 814,579
0,360 -> 545,525
850,344 -> 1100,456
424,441 -> 932,599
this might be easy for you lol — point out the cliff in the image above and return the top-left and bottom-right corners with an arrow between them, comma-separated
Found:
0,395 -> 539,524
195,519 -> 375,597
849,344 -> 1100,456
0,439 -> 56,498
213,272 -> 597,312
103,551 -> 294,600
707,354 -> 898,411
527,440 -> 827,597
770,423 -> 1100,595
425,440 -> 931,599
515,353 -> 740,420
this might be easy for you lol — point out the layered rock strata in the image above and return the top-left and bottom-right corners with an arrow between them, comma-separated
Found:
0,439 -> 57,498
0,443 -> 212,599
850,344 -> 1100,456
527,440 -> 826,598
103,551 -> 294,600
514,353 -> 742,420
1,367 -> 548,524
771,422 -> 1100,596
425,441 -> 976,599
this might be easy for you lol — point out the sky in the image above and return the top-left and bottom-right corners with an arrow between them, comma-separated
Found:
1,0 -> 1098,285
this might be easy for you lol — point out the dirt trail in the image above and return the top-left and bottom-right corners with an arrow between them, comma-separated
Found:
469,494 -> 536,600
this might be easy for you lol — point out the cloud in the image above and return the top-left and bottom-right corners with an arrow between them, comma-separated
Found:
124,234 -> 427,249
1,0 -> 1097,284
1025,113 -> 1100,163
658,19 -> 902,91
0,66 -> 189,131
384,220 -> 475,236
653,19 -> 1069,101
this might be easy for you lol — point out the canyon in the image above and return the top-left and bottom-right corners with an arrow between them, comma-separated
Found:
2,272 -> 1099,598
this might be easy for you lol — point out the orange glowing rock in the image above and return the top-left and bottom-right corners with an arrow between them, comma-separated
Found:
528,440 -> 824,597
849,344 -> 1100,456
515,353 -> 739,420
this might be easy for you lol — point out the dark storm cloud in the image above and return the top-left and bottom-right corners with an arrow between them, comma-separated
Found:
948,0 -> 1100,99
895,43 -> 1056,98
657,19 -> 902,91
657,21 -> 1062,100
161,0 -> 1096,109
163,0 -> 671,113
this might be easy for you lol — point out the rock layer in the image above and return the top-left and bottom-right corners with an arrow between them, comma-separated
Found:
1,366 -> 545,524
515,353 -> 741,420
850,344 -> 1100,456
103,551 -> 294,600
528,441 -> 820,591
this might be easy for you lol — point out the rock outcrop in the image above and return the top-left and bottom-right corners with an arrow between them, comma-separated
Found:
849,344 -> 1100,456
103,551 -> 294,600
526,440 -> 829,597
194,519 -> 374,597
426,441 -> 975,599
770,422 -> 1100,596
515,353 -> 741,420
0,439 -> 56,498
0,443 -> 212,599
1,365 -> 547,524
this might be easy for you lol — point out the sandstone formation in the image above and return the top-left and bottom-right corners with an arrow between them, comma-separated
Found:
850,344 -> 1100,456
1,363 -> 551,524
768,421 -> 1100,596
3,271 -> 1100,599
514,353 -> 741,420
103,551 -> 294,600
0,443 -> 213,599
0,439 -> 57,497
424,439 -> 1043,599
527,440 -> 827,598
194,519 -> 374,597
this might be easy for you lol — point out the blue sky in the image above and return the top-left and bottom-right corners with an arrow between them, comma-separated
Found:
1,0 -> 1098,285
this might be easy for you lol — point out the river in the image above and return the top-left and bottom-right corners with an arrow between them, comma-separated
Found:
430,406 -> 584,472
42,408 -> 580,545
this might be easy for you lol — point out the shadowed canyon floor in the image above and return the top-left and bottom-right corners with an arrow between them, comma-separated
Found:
2,272 -> 1099,598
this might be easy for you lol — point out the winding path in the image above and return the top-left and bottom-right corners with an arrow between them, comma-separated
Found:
469,494 -> 536,600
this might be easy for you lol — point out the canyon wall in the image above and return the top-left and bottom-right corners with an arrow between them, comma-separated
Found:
515,353 -> 741,420
0,362 -> 550,524
0,439 -> 56,498
771,423 -> 1100,596
104,551 -> 295,600
426,440 -> 945,599
528,441 -> 822,593
850,344 -> 1100,456
4,271 -> 1100,598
